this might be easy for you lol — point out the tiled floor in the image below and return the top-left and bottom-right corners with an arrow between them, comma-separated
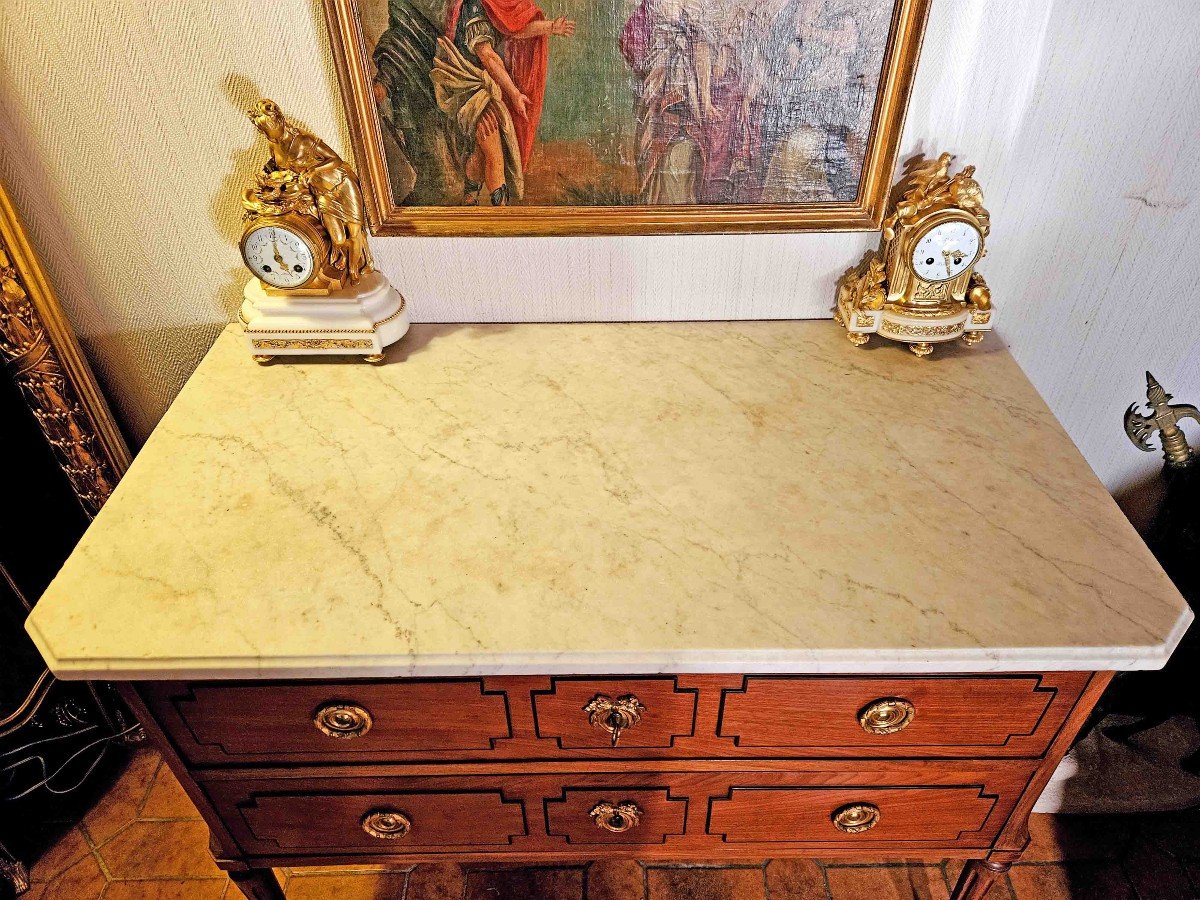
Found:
18,748 -> 1200,899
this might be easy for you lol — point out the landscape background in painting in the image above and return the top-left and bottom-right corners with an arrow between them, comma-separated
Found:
358,0 -> 895,209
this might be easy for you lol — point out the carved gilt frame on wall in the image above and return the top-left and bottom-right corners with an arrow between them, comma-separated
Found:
0,180 -> 130,517
323,0 -> 931,236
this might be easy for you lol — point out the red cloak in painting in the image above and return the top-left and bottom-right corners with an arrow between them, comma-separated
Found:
445,0 -> 548,167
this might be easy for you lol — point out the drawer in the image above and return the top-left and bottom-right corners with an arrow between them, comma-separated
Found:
716,674 -> 1089,757
201,763 -> 1032,860
141,673 -> 1090,766
140,680 -> 512,765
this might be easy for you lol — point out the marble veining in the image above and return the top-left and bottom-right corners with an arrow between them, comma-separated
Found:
26,323 -> 1191,678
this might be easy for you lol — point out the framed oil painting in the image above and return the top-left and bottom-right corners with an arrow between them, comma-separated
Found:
323,0 -> 930,235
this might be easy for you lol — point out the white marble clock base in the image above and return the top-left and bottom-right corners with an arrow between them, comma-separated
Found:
239,271 -> 410,362
838,299 -> 994,351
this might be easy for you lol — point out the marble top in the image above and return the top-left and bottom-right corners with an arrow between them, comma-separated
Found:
27,322 -> 1191,679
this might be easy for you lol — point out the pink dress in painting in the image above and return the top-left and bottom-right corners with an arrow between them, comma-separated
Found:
620,0 -> 757,204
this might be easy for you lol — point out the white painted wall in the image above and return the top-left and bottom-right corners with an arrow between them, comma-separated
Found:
1,0 -> 1197,494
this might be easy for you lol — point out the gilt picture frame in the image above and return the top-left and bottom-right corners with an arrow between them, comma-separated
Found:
323,0 -> 930,236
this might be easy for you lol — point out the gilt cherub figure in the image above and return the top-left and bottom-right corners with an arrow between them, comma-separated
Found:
246,99 -> 374,285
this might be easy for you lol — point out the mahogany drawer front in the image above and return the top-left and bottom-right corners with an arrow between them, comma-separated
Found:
531,677 -> 698,750
708,783 -> 998,847
200,763 -> 1032,859
141,672 -> 1090,766
716,674 -> 1089,757
544,786 -> 688,845
207,780 -> 528,855
140,680 -> 512,765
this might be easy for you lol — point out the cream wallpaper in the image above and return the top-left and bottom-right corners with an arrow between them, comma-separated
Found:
1,0 -> 1198,494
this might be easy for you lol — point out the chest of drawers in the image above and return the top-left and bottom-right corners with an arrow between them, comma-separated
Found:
26,324 -> 1190,900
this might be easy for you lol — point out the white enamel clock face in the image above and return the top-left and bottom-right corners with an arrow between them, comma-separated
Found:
911,220 -> 982,283
242,225 -> 315,289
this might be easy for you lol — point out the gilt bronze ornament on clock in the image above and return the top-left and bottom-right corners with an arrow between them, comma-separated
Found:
835,153 -> 993,357
238,99 -> 409,363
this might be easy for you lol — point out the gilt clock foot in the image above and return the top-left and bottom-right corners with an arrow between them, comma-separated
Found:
847,331 -> 870,346
909,341 -> 934,357
252,355 -> 274,365
962,332 -> 985,346
363,353 -> 385,364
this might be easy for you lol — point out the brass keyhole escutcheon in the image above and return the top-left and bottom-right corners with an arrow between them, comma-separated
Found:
858,697 -> 915,735
589,800 -> 642,834
313,702 -> 373,739
583,694 -> 645,747
832,803 -> 881,834
361,808 -> 412,839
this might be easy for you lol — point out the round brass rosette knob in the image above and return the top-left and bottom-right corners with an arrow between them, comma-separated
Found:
361,809 -> 412,839
589,800 -> 642,834
583,694 -> 646,747
858,697 -> 915,735
313,702 -> 373,739
832,803 -> 881,834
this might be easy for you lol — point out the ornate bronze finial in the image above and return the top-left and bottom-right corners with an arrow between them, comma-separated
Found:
1125,372 -> 1199,468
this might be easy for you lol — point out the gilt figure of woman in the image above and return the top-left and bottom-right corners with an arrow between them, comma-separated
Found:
247,100 -> 374,284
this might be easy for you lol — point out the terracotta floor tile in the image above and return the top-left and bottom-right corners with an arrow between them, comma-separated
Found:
464,865 -> 586,900
1007,862 -> 1135,899
404,862 -> 465,899
81,749 -> 161,846
283,871 -> 408,899
765,859 -> 828,899
645,865 -> 765,900
37,851 -> 107,899
945,861 -> 1015,900
140,764 -> 202,820
27,825 -> 92,882
825,865 -> 948,900
586,859 -> 644,900
98,820 -> 225,879
1022,813 -> 1133,862
103,878 -> 232,899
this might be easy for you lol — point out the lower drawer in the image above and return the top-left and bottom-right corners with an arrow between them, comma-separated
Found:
201,763 -> 1033,858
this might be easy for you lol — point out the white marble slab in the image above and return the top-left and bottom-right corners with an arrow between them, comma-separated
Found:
26,323 -> 1191,679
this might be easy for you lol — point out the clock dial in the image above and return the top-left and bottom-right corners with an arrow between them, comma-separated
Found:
911,220 -> 981,283
242,225 -> 315,289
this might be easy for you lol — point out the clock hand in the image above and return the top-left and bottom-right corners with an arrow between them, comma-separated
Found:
942,249 -> 960,278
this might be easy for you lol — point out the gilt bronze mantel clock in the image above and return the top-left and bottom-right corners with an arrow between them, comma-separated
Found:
835,153 -> 994,357
238,99 -> 409,363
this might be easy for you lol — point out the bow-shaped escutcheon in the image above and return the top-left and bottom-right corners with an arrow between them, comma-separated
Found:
1125,372 -> 1199,468
583,694 -> 645,747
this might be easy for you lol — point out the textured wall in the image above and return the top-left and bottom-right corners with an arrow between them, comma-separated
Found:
1,0 -> 1198,494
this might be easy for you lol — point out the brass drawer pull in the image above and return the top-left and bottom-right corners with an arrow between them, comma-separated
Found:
583,694 -> 645,747
858,697 -> 915,735
361,808 -> 411,839
313,702 -> 373,739
589,800 -> 642,834
832,803 -> 881,833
